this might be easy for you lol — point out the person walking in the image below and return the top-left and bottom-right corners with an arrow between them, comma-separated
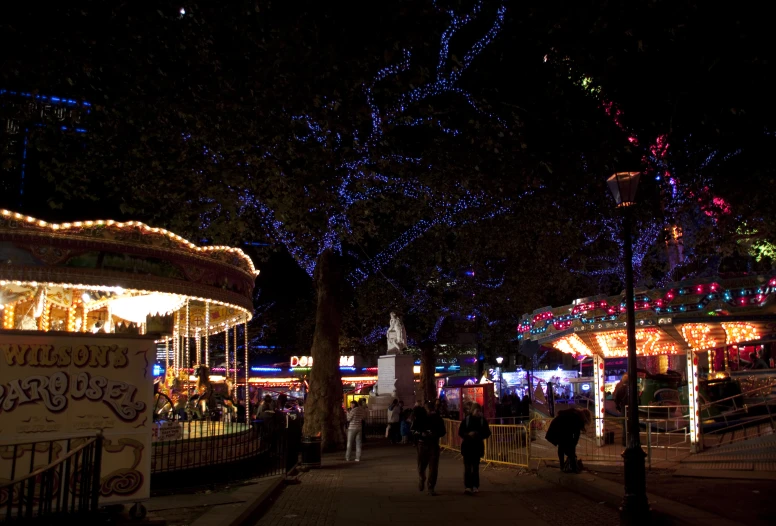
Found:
545,407 -> 592,473
388,399 -> 402,444
412,401 -> 446,496
458,403 -> 491,495
345,400 -> 366,462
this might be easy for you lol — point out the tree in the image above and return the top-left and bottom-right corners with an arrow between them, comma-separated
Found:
4,1 -> 523,449
6,1 -> 774,450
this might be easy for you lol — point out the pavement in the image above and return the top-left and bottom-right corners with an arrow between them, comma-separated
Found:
145,475 -> 284,526
252,442 -> 622,526
588,467 -> 775,526
139,431 -> 776,526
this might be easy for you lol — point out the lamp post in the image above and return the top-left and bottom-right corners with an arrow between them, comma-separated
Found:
496,356 -> 504,400
606,171 -> 650,522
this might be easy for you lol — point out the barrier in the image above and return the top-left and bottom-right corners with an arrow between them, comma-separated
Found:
0,435 -> 103,523
440,419 -> 463,452
528,416 -> 626,464
443,411 -> 696,469
440,419 -> 529,468
151,418 -> 287,489
485,424 -> 529,466
629,405 -> 693,465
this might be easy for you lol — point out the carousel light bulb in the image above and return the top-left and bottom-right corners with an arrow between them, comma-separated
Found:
82,293 -> 91,302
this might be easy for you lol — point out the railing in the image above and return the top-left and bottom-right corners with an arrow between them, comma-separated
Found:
627,405 -> 693,466
487,416 -> 530,426
529,416 -> 627,464
0,435 -> 102,524
701,385 -> 776,448
151,418 -> 287,489
363,412 -> 389,438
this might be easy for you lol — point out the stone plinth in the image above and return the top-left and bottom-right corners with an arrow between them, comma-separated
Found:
377,354 -> 415,405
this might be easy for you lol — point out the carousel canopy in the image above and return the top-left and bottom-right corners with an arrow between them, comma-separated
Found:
0,210 -> 258,336
518,274 -> 776,358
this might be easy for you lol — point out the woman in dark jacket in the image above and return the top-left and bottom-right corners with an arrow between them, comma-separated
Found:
457,403 -> 491,494
545,408 -> 591,473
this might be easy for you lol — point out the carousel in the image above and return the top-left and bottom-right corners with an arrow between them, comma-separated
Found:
519,273 -> 776,452
0,209 -> 258,429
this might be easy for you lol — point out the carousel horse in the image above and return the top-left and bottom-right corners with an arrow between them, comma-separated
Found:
173,393 -> 188,420
153,379 -> 174,421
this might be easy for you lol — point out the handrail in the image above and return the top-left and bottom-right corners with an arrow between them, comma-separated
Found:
1,434 -> 103,522
0,436 -> 99,489
700,381 -> 776,410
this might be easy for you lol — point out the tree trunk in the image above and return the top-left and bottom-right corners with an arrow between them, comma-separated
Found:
419,341 -> 436,404
302,249 -> 346,451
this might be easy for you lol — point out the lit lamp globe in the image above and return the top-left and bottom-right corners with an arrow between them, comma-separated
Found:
496,356 -> 504,365
606,171 -> 641,207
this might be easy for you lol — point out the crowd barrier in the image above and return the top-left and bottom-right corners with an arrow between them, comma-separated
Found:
440,419 -> 530,468
528,416 -> 627,464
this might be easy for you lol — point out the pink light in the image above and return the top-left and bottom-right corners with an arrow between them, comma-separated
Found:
712,197 -> 732,215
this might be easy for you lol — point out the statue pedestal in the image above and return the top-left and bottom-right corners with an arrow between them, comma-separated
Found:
377,354 -> 415,405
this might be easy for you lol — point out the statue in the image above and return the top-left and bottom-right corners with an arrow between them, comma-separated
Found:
386,312 -> 407,355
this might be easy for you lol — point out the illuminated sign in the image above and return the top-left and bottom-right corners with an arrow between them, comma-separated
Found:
153,364 -> 164,376
290,355 -> 354,367
581,383 -> 591,391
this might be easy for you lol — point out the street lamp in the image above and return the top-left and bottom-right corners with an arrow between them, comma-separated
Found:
607,171 -> 649,522
496,357 -> 504,402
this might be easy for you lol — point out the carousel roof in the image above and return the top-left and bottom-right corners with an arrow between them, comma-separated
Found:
518,274 -> 776,358
0,210 -> 258,335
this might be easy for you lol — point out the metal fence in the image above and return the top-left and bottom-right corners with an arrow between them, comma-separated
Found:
528,416 -> 627,464
440,419 -> 530,468
0,435 -> 103,524
630,405 -> 693,465
701,387 -> 776,449
151,418 -> 288,490
363,412 -> 389,438
529,407 -> 695,467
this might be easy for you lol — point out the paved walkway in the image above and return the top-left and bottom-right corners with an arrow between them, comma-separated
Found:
147,476 -> 282,526
254,443 -> 620,526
